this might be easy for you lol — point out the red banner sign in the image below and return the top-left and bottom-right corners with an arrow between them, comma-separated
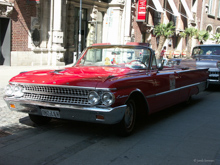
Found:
136,0 -> 147,22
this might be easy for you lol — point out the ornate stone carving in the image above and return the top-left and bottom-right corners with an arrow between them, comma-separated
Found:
0,4 -> 13,17
111,0 -> 125,4
90,6 -> 98,23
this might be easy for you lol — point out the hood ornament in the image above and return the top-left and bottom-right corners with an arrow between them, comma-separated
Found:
50,69 -> 66,75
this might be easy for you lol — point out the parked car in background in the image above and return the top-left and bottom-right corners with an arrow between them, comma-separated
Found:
192,44 -> 220,85
173,50 -> 181,58
4,43 -> 208,136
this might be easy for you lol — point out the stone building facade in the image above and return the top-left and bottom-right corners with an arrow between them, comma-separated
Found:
0,0 -> 135,66
0,0 -> 220,66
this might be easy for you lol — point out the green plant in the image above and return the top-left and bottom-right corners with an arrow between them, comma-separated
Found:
179,27 -> 198,58
154,22 -> 175,59
196,30 -> 209,44
211,33 -> 220,44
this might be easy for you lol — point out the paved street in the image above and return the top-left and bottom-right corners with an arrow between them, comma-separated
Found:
0,64 -> 220,165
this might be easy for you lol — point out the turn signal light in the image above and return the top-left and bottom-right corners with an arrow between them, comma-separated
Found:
96,115 -> 104,120
10,104 -> 16,109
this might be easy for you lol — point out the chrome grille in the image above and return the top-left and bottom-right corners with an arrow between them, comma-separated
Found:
22,93 -> 90,105
209,71 -> 220,75
22,85 -> 89,96
20,84 -> 92,105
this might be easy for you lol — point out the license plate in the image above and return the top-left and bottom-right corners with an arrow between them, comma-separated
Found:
41,109 -> 60,118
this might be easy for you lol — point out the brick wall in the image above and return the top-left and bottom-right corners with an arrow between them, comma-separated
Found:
10,0 -> 36,51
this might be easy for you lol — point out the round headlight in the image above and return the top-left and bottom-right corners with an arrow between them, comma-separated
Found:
88,91 -> 100,105
102,92 -> 115,106
14,85 -> 24,97
5,84 -> 13,96
217,62 -> 220,68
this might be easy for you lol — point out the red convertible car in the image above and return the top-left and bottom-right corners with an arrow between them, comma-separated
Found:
4,43 -> 208,136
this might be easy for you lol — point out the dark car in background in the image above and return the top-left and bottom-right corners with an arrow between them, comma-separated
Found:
192,44 -> 220,85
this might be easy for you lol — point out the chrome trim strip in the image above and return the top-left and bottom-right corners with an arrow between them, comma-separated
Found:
208,79 -> 220,82
157,69 -> 208,75
9,82 -> 117,91
146,81 -> 206,99
156,71 -> 176,75
4,96 -> 126,112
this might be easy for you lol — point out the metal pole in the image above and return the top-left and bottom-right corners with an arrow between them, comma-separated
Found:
78,0 -> 82,59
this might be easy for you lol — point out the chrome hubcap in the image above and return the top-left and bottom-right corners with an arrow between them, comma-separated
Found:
124,103 -> 134,128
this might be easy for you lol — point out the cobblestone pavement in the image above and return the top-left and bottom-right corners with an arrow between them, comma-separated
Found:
0,88 -> 31,136
0,66 -> 62,136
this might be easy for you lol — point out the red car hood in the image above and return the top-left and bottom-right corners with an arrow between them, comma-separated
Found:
9,66 -> 139,87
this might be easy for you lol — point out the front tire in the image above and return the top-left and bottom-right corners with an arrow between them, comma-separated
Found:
29,114 -> 51,125
114,99 -> 136,136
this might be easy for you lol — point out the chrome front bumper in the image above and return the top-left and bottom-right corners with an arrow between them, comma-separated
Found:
208,69 -> 220,84
3,96 -> 126,124
207,79 -> 220,84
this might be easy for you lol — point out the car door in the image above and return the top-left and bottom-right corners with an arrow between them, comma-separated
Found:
145,55 -> 181,113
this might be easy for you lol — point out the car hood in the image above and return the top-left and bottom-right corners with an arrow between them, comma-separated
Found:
194,55 -> 220,60
196,60 -> 219,69
9,66 -> 140,87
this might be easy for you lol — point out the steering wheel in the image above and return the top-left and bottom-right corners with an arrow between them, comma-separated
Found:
128,60 -> 145,65
127,60 -> 147,69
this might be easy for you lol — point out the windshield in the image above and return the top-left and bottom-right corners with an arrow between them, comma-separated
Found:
192,46 -> 220,57
75,47 -> 152,69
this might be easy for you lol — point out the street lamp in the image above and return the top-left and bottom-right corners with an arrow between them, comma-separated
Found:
78,0 -> 82,59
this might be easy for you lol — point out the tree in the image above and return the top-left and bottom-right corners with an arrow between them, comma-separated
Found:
179,27 -> 198,58
211,33 -> 220,44
195,30 -> 209,44
154,22 -> 175,59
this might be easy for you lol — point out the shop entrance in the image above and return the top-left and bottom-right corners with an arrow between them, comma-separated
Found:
0,18 -> 11,66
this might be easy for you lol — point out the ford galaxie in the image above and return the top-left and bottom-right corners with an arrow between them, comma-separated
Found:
4,43 -> 208,136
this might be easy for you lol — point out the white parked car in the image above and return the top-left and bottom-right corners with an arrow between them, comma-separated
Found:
192,44 -> 220,84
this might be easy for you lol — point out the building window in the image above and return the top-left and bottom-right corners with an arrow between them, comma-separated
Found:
218,0 -> 220,17
32,28 -> 41,47
206,25 -> 213,34
192,0 -> 196,6
163,0 -> 167,9
208,0 -> 216,16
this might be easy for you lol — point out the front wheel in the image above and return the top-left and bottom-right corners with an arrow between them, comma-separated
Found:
114,99 -> 136,136
29,114 -> 51,125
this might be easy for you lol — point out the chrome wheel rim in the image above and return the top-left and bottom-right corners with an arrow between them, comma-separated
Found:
124,102 -> 134,128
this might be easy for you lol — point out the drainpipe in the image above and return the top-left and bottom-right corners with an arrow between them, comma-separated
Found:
124,0 -> 131,43
200,0 -> 205,31
48,0 -> 54,65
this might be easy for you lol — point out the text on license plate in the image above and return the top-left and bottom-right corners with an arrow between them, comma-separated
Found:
41,109 -> 60,118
